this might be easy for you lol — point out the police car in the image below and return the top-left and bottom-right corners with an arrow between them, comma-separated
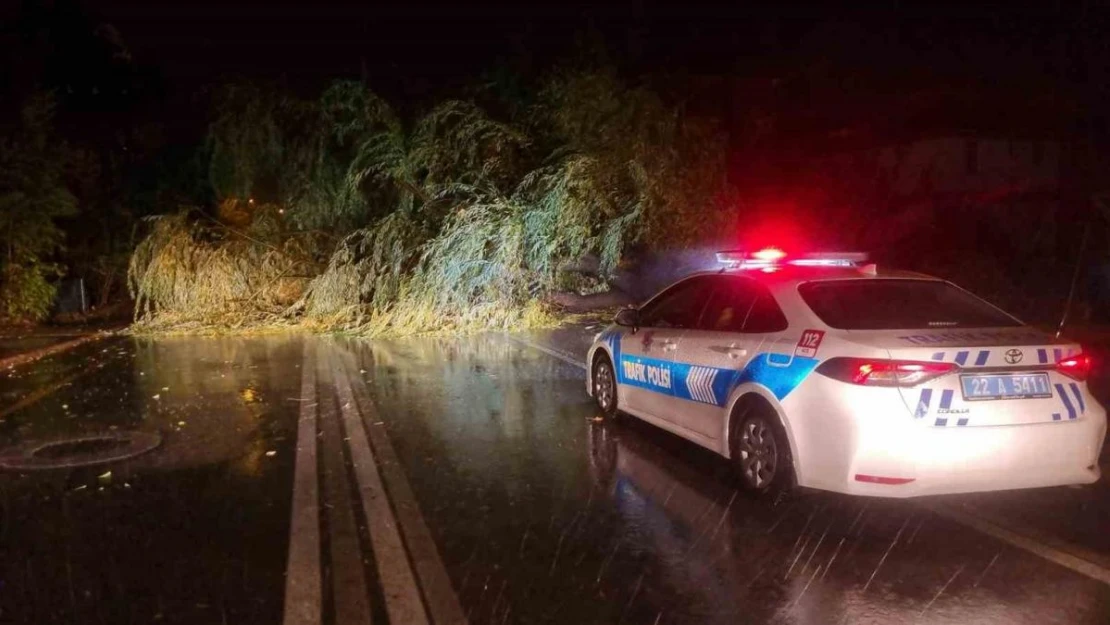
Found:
585,249 -> 1107,497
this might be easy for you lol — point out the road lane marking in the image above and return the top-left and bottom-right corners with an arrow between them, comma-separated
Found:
923,502 -> 1110,587
505,335 -> 587,371
514,335 -> 1110,588
282,342 -> 322,625
328,348 -> 431,625
336,348 -> 468,625
317,353 -> 374,624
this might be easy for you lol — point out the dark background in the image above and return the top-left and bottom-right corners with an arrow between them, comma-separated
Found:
6,1 -> 1105,151
3,0 -> 1110,322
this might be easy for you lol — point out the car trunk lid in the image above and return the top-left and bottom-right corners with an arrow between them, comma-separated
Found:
842,328 -> 1087,426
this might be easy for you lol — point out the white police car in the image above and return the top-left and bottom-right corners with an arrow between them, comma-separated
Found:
586,249 -> 1107,497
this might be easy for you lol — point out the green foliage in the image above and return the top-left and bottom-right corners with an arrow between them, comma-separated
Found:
284,81 -> 399,230
0,263 -> 61,321
206,83 -> 287,201
536,69 -> 730,248
128,209 -> 323,331
301,211 -> 426,327
0,92 -> 78,322
409,100 -> 530,191
133,68 -> 732,334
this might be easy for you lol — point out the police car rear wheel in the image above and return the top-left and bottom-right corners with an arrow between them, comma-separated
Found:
593,357 -> 619,418
731,405 -> 791,494
738,417 -> 778,490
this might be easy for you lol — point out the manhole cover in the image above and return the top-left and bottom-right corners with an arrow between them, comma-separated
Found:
0,432 -> 162,471
34,437 -> 132,459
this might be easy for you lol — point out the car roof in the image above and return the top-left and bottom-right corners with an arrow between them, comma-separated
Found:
685,266 -> 943,290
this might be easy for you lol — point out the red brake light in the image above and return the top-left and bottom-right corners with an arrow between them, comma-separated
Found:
1056,353 -> 1091,381
816,357 -> 959,387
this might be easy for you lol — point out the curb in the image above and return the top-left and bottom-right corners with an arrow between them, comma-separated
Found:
0,330 -> 119,371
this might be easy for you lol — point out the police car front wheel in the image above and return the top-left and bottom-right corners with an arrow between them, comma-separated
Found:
593,356 -> 619,418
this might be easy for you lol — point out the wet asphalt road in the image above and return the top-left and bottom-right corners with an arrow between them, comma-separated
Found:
1,333 -> 1109,624
0,337 -> 301,624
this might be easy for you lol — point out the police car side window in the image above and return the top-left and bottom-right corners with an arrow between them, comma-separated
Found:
744,292 -> 789,333
639,277 -> 714,329
698,277 -> 758,333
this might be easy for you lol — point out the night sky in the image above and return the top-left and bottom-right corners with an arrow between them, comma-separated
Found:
2,0 -> 1108,317
6,1 -> 1102,105
3,1 -> 1109,167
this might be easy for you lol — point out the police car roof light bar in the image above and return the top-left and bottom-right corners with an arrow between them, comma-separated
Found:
716,249 -> 868,270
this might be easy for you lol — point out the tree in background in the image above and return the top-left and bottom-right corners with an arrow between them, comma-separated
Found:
129,67 -> 733,333
0,93 -> 78,322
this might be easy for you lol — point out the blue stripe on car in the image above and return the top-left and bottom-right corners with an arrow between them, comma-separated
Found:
619,352 -> 820,408
1070,383 -> 1086,413
735,354 -> 820,401
915,388 -> 933,418
954,351 -> 969,365
939,389 -> 954,410
931,352 -> 945,361
974,350 -> 989,366
671,361 -> 721,405
1037,349 -> 1048,364
615,353 -> 674,395
1056,383 -> 1077,419
671,353 -> 821,405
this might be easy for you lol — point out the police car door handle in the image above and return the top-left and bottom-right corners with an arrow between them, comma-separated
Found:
708,345 -> 747,358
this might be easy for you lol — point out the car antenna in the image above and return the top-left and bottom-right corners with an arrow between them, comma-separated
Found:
1055,216 -> 1093,339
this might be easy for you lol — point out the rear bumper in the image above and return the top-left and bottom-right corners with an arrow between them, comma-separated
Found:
801,403 -> 1107,498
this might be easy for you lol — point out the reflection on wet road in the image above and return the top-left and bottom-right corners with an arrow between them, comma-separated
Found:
1,332 -> 1109,624
0,337 -> 303,624
352,335 -> 1110,625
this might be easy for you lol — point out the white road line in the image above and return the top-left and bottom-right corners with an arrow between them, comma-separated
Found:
923,502 -> 1110,587
336,348 -> 469,625
282,343 -> 322,625
317,353 -> 374,624
328,348 -> 431,625
505,335 -> 587,371
512,336 -> 1110,588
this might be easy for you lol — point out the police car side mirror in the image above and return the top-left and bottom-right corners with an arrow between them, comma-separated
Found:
615,308 -> 640,329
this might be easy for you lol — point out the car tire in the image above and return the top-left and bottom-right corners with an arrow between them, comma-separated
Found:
592,355 -> 620,419
730,399 -> 793,496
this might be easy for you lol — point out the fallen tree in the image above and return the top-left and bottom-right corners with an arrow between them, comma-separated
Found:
127,70 -> 734,334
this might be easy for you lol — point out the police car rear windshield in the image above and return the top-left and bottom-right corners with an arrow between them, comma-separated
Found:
798,279 -> 1021,330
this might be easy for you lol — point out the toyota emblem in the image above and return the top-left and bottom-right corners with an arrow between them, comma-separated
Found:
1004,348 -> 1023,364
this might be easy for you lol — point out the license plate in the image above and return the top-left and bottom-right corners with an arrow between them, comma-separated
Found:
960,373 -> 1052,401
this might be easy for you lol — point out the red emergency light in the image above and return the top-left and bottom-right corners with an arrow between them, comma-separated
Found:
716,248 -> 868,270
751,247 -> 787,262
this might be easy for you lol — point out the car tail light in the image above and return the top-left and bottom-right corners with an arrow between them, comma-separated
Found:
1056,353 -> 1091,381
816,357 -> 959,387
